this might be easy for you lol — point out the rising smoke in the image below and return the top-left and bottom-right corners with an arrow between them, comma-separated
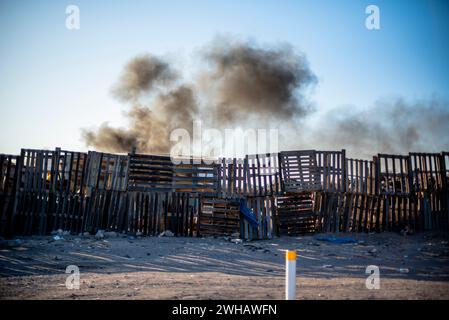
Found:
111,54 -> 178,102
199,38 -> 316,125
82,38 -> 316,154
82,37 -> 449,158
308,97 -> 449,159
82,55 -> 198,154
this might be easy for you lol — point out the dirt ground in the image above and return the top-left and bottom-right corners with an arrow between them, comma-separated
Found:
1,231 -> 448,300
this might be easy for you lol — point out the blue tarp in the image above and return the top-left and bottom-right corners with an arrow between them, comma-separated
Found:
239,199 -> 259,228
316,236 -> 357,244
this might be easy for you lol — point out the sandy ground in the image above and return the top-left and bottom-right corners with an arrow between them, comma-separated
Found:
0,231 -> 448,300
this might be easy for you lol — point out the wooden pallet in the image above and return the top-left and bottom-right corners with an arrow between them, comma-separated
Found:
85,151 -> 128,192
198,197 -> 240,236
314,191 -> 449,233
128,153 -> 218,193
376,154 -> 412,195
0,154 -> 19,237
346,158 -> 375,195
279,150 -> 321,193
218,154 -> 281,197
126,191 -> 197,236
316,150 -> 346,192
12,148 -> 90,235
242,196 -> 276,240
409,152 -> 445,193
276,193 -> 316,235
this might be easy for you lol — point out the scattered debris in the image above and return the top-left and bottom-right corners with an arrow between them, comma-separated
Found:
158,230 -> 174,237
4,239 -> 24,247
243,244 -> 261,251
0,239 -> 8,249
104,231 -> 118,238
316,236 -> 357,244
231,239 -> 243,244
0,231 -> 448,300
53,235 -> 63,241
51,229 -> 64,237
95,230 -> 105,240
400,226 -> 414,236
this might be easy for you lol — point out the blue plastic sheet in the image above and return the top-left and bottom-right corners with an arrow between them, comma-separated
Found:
316,236 -> 357,244
239,199 -> 259,228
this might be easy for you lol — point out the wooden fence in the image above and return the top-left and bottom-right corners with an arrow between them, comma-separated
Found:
0,147 -> 448,239
242,196 -> 277,240
128,153 -> 218,193
0,154 -> 19,237
217,153 -> 281,197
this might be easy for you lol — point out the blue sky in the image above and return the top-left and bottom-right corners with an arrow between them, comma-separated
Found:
0,0 -> 448,154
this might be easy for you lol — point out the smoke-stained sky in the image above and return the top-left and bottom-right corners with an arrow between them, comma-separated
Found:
1,0 -> 448,157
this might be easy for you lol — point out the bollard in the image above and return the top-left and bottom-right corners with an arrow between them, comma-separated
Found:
285,250 -> 297,300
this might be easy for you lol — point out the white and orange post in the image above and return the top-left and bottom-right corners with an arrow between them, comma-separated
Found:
285,250 -> 297,300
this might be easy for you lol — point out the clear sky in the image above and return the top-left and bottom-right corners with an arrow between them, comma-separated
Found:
1,0 -> 448,154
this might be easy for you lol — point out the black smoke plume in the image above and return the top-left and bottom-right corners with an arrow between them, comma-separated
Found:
199,38 -> 316,124
82,38 -> 449,158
